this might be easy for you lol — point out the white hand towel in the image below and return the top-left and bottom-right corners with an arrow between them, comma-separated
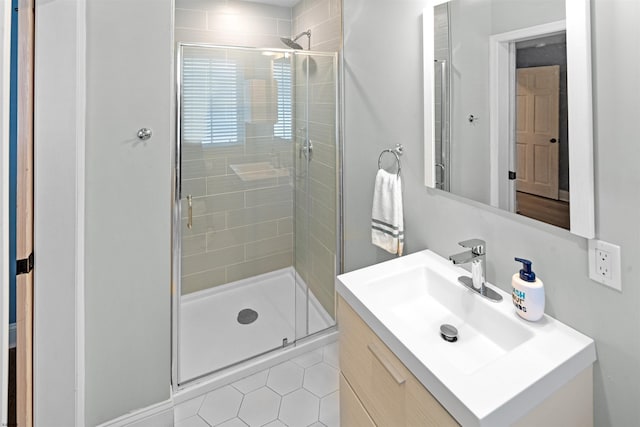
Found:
371,169 -> 404,256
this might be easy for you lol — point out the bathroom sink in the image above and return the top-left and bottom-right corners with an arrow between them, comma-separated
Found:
336,249 -> 596,426
361,262 -> 534,375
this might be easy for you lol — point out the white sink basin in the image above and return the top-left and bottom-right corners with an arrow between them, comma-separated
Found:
337,249 -> 596,426
364,265 -> 534,375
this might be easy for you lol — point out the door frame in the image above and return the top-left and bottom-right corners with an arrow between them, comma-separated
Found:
33,0 -> 87,425
1,0 -> 12,424
16,0 -> 36,425
489,20 -> 566,213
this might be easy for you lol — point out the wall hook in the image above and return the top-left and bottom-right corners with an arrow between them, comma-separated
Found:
137,128 -> 153,140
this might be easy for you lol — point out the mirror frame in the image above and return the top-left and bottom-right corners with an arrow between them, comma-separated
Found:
424,0 -> 595,238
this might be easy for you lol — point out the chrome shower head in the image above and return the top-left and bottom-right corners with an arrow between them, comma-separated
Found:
280,30 -> 311,50
280,37 -> 304,50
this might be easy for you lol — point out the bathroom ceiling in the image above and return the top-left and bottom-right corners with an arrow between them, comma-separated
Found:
250,0 -> 300,7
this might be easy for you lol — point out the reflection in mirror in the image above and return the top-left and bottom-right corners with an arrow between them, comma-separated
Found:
424,0 -> 595,238
514,34 -> 569,229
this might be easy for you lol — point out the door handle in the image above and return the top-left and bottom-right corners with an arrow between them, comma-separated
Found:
550,138 -> 557,143
187,195 -> 193,229
435,163 -> 445,187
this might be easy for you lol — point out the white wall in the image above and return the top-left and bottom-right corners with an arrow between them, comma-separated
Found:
343,0 -> 640,425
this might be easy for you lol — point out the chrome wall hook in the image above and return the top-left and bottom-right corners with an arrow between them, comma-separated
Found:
137,128 -> 153,141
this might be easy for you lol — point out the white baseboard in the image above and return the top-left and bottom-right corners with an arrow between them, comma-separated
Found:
9,322 -> 15,348
97,396 -> 174,427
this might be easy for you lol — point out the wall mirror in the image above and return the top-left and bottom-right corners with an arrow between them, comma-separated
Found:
424,0 -> 594,238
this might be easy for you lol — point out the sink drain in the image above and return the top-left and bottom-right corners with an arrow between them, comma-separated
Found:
237,308 -> 258,325
440,324 -> 458,342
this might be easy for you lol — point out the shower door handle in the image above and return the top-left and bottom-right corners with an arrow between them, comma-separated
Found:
435,163 -> 445,187
187,195 -> 193,229
300,139 -> 313,161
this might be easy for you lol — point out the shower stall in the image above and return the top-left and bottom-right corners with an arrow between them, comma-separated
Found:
174,44 -> 340,386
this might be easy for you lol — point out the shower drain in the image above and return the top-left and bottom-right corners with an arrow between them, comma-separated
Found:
237,308 -> 259,325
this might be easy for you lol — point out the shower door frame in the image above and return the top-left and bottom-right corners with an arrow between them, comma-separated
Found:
171,43 -> 342,391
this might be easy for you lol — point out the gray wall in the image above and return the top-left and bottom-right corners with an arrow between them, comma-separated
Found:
343,0 -> 640,425
449,0 -> 492,201
84,0 -> 173,425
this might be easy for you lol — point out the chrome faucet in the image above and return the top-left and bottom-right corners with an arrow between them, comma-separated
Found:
449,239 -> 502,302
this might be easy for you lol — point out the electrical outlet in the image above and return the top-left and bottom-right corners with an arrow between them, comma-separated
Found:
588,239 -> 621,291
596,249 -> 612,278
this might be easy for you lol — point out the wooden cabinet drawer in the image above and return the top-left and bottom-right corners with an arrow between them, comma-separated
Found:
338,296 -> 459,426
340,373 -> 376,427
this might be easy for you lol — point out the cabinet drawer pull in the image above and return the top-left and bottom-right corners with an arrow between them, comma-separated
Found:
367,343 -> 406,385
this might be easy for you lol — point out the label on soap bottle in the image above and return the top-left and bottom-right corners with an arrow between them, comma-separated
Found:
512,288 -> 527,313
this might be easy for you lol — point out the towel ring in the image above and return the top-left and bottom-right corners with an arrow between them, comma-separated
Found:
378,144 -> 404,176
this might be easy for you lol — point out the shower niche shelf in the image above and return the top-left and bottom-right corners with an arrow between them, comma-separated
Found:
230,162 -> 290,182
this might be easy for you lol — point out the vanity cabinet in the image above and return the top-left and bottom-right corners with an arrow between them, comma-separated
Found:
338,295 -> 594,427
338,296 -> 459,426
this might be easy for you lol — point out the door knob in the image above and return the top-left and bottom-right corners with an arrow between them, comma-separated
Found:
550,138 -> 557,143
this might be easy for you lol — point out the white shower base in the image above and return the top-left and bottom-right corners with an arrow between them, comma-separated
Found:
179,267 -> 333,383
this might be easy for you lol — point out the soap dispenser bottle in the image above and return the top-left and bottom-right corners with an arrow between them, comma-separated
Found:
512,258 -> 545,321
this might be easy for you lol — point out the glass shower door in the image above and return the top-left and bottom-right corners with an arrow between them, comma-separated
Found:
175,45 -> 338,387
177,45 -> 298,384
293,51 -> 339,340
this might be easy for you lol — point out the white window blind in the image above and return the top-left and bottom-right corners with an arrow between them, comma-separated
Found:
273,58 -> 292,140
182,56 -> 243,145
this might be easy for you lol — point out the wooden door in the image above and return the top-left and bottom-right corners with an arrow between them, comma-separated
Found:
515,65 -> 560,200
16,0 -> 34,425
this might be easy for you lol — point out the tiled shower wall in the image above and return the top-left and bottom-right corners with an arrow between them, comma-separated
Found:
175,0 -> 292,49
175,0 -> 342,321
292,0 -> 341,315
294,53 -> 338,317
176,1 -> 295,295
293,0 -> 342,52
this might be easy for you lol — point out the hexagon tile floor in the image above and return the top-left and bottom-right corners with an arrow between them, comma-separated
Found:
175,341 -> 340,427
